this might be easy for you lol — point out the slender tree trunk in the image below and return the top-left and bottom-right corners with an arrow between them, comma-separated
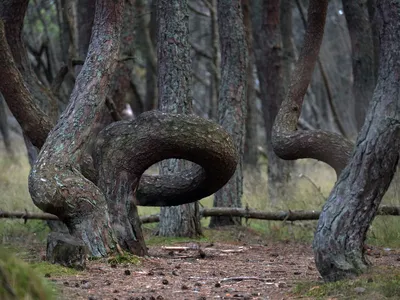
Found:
313,0 -> 400,282
157,0 -> 201,237
209,0 -> 247,227
110,0 -> 141,116
242,0 -> 259,168
342,0 -> 376,131
0,93 -> 13,156
208,0 -> 219,121
280,0 -> 294,93
144,0 -> 157,112
252,0 -> 294,204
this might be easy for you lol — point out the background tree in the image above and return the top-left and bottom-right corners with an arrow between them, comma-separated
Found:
209,0 -> 248,227
252,0 -> 294,203
156,0 -> 201,238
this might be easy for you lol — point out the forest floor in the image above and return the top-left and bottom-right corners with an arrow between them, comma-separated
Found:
33,227 -> 399,300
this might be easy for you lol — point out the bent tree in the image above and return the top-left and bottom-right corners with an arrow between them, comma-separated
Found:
0,0 -> 237,258
271,0 -> 400,282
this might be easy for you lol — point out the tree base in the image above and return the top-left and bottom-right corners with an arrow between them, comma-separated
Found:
46,232 -> 87,270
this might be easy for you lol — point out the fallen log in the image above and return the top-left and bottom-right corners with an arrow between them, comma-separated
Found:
2,206 -> 400,223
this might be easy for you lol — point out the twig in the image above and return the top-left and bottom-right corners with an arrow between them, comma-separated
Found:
220,276 -> 269,283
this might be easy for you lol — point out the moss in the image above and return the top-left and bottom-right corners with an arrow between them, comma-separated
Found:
0,249 -> 56,300
30,261 -> 81,276
107,253 -> 141,265
292,267 -> 400,299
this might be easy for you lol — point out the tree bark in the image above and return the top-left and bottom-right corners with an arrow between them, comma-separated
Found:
252,0 -> 294,203
209,0 -> 247,227
271,0 -> 354,178
156,0 -> 201,237
0,93 -> 13,156
242,0 -> 259,168
0,0 -> 58,123
342,0 -> 376,131
313,0 -> 400,282
28,0 -> 126,257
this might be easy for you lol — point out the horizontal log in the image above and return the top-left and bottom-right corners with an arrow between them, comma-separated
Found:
2,206 -> 400,223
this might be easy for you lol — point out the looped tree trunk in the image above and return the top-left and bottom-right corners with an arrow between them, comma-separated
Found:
95,110 -> 238,252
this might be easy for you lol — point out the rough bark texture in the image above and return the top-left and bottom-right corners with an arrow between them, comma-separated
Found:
156,0 -> 201,237
242,0 -> 259,167
342,0 -> 376,131
0,20 -> 53,149
95,111 -> 237,244
29,0 -> 125,257
209,0 -> 247,227
313,0 -> 400,282
252,0 -> 294,203
272,0 -> 354,178
0,0 -> 58,122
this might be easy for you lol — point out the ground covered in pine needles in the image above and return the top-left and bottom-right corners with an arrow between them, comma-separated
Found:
27,228 -> 398,300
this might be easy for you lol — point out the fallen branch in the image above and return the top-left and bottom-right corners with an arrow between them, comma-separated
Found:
2,206 -> 400,223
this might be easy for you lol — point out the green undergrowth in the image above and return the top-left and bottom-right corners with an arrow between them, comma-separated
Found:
30,261 -> 81,277
107,253 -> 141,265
0,248 -> 57,300
292,266 -> 400,299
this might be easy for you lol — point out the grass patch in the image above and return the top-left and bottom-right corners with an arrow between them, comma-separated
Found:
107,253 -> 141,265
0,248 -> 57,300
292,266 -> 400,299
30,261 -> 81,277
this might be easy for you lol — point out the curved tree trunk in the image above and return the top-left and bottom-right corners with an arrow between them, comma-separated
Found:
313,0 -> 400,282
28,0 -> 126,257
342,0 -> 376,131
209,0 -> 247,227
252,0 -> 294,204
156,0 -> 201,238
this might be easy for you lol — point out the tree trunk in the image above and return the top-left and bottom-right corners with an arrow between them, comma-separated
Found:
0,93 -> 13,156
342,0 -> 376,131
252,0 -> 294,204
156,0 -> 201,237
28,0 -> 128,257
209,0 -> 247,227
110,0 -> 141,116
313,0 -> 400,282
280,0 -> 295,93
242,0 -> 259,168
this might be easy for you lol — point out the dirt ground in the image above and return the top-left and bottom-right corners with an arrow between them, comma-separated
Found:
42,235 -> 400,300
52,241 -> 313,300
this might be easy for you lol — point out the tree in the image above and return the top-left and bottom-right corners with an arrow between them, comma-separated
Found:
271,0 -> 399,282
252,0 -> 294,203
209,0 -> 247,227
313,0 -> 400,281
0,0 -> 237,258
342,0 -> 376,131
242,0 -> 259,168
156,0 -> 201,238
